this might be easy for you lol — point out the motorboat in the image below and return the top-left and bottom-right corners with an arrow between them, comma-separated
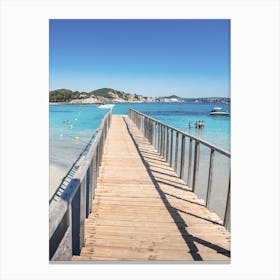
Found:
210,107 -> 230,116
97,103 -> 115,109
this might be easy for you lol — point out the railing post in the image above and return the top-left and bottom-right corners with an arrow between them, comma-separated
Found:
166,128 -> 169,162
149,120 -> 151,143
97,143 -> 101,167
79,176 -> 86,248
152,122 -> 155,146
180,135 -> 186,179
49,200 -> 71,261
142,116 -> 144,134
174,131 -> 179,172
100,131 -> 104,162
145,117 -> 147,139
71,185 -> 81,255
146,118 -> 148,140
187,138 -> 193,186
148,119 -> 152,143
158,123 -> 161,153
206,149 -> 215,207
192,141 -> 200,192
143,117 -> 146,138
162,126 -> 166,158
169,129 -> 173,167
157,123 -> 159,149
160,125 -> 164,156
89,156 -> 96,213
224,175 -> 231,229
96,144 -> 100,175
151,120 -> 154,145
148,119 -> 150,143
154,122 -> 157,149
86,166 -> 91,217
93,151 -> 98,194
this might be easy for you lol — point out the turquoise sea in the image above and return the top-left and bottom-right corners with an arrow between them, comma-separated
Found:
49,102 -> 230,218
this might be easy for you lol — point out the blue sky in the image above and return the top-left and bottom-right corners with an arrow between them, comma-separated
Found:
49,19 -> 230,98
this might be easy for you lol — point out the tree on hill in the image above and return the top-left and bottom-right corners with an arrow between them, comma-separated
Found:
90,88 -> 114,99
49,89 -> 75,102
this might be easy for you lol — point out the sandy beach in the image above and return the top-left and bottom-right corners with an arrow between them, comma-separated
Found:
49,163 -> 68,199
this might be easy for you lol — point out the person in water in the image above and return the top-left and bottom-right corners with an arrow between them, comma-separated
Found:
195,120 -> 205,128
201,120 -> 205,128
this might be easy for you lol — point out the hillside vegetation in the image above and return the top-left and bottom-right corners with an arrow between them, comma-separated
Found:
49,88 -> 147,103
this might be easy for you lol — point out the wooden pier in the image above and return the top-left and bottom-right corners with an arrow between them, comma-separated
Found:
49,110 -> 230,262
72,115 -> 230,261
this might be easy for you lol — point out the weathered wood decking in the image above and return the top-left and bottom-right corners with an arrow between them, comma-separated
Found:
72,115 -> 230,261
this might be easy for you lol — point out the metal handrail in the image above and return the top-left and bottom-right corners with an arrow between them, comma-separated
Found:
128,109 -> 231,230
129,109 -> 230,157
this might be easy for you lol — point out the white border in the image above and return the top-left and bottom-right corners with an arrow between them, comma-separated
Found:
0,0 -> 279,279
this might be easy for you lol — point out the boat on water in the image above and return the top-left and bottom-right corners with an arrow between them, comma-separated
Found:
97,103 -> 115,109
210,107 -> 230,116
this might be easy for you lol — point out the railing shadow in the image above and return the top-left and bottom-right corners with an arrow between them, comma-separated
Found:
123,116 -> 230,260
156,179 -> 192,193
129,109 -> 231,230
164,192 -> 205,207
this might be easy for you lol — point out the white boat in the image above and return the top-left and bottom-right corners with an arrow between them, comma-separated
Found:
97,103 -> 115,109
210,107 -> 230,116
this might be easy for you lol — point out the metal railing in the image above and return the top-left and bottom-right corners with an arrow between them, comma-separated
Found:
49,110 -> 112,261
128,109 -> 230,230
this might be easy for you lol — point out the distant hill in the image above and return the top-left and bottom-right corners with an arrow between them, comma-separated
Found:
160,95 -> 181,99
181,97 -> 230,103
155,95 -> 230,104
49,88 -> 230,104
49,88 -> 148,103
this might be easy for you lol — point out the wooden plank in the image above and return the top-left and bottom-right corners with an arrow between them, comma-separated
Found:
73,115 -> 230,261
79,245 -> 195,261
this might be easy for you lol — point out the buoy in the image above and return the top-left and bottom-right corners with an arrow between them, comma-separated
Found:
75,136 -> 79,142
